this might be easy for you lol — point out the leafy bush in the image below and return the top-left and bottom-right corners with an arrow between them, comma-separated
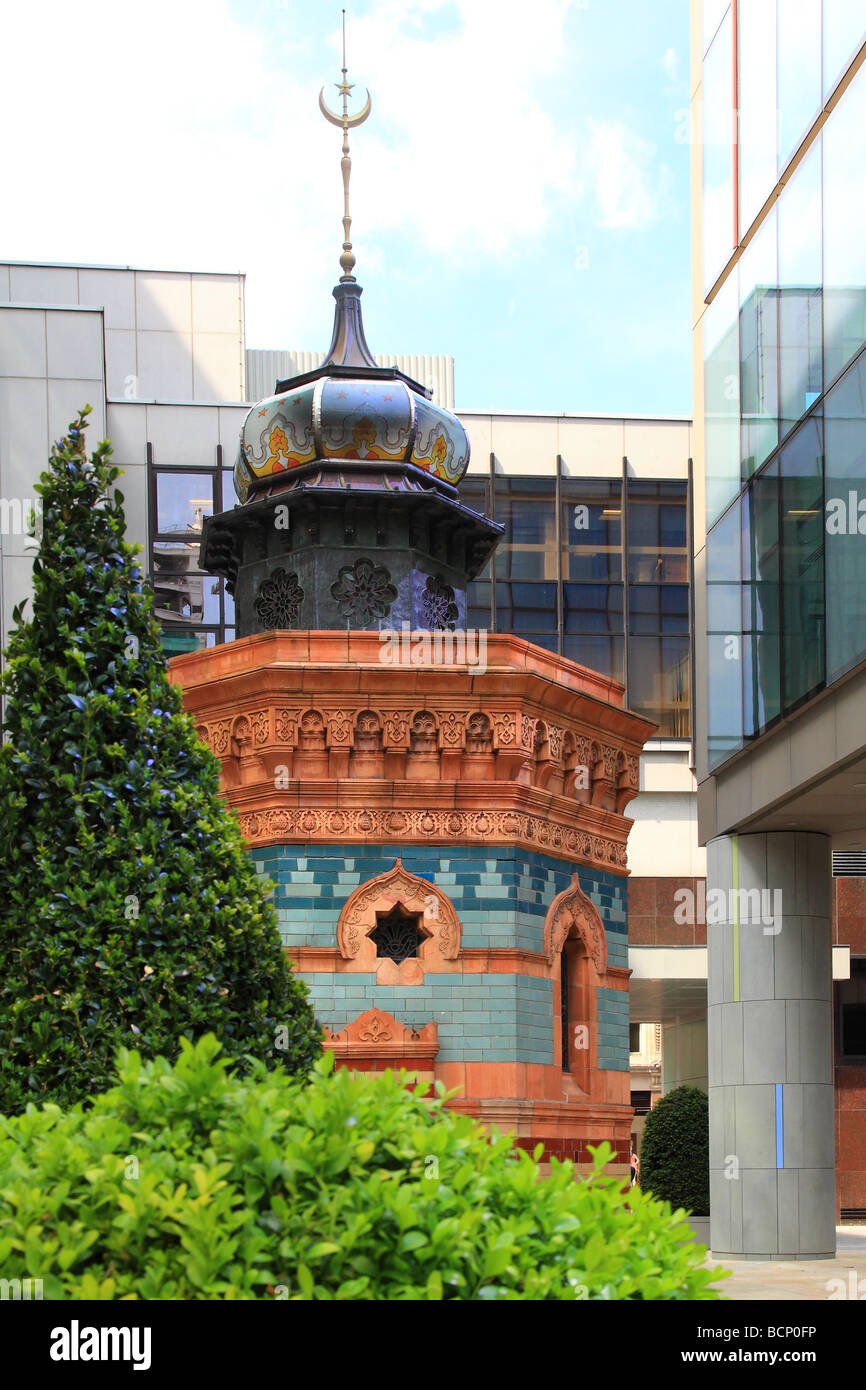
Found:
0,411 -> 321,1113
639,1085 -> 710,1216
0,1036 -> 725,1300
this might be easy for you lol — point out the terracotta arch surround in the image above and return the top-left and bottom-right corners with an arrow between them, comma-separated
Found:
544,873 -> 608,972
337,860 -> 462,984
545,875 -> 610,1093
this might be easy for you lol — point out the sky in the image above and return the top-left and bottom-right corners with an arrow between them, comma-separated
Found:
0,0 -> 693,415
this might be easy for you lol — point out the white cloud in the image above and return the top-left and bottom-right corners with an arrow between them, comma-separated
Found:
583,120 -> 669,230
344,0 -> 580,256
662,47 -> 679,82
0,0 -> 583,347
0,0 -> 673,349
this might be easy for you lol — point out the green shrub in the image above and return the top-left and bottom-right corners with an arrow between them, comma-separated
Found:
0,410 -> 321,1113
639,1085 -> 710,1216
0,1035 -> 726,1300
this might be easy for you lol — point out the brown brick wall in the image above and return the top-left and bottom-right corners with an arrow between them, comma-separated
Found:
834,877 -> 866,953
629,876 -> 707,946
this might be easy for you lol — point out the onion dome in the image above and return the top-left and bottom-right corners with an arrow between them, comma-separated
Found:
234,284 -> 470,503
233,31 -> 469,505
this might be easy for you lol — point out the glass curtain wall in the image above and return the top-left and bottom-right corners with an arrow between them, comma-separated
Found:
627,484 -> 690,737
703,14 -> 866,769
461,475 -> 690,737
706,346 -> 866,768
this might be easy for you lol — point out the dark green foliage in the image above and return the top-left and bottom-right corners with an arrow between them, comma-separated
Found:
639,1085 -> 710,1216
0,1036 -> 726,1299
0,410 -> 321,1112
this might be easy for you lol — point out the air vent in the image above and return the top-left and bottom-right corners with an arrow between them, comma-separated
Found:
840,1208 -> 866,1222
832,851 -> 866,877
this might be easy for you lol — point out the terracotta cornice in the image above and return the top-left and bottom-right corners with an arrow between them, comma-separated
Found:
226,778 -> 630,829
247,804 -> 630,873
171,630 -> 632,705
169,630 -> 657,876
169,631 -> 654,744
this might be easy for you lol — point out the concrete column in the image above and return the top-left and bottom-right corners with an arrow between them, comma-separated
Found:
707,832 -> 835,1259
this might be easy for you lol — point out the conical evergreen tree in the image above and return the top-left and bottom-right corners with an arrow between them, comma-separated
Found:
0,409 -> 322,1112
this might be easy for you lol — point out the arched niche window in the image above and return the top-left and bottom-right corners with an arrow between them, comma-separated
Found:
545,874 -> 610,1094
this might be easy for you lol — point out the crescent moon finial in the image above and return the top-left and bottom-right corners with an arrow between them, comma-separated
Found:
319,9 -> 372,283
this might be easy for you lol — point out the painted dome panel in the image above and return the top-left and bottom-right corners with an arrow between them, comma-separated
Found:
234,446 -> 255,504
241,386 -> 318,485
411,394 -> 469,485
319,378 -> 411,461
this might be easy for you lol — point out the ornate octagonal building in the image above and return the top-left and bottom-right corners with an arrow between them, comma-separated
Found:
169,58 -> 654,1175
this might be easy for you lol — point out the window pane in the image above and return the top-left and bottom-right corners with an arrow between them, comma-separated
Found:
223,585 -> 236,626
563,583 -> 623,633
467,580 -> 491,630
705,273 -> 741,525
703,10 -> 736,289
707,502 -> 743,766
777,0 -> 821,170
778,141 -> 822,438
221,471 -> 237,512
742,462 -> 781,735
823,0 -> 866,99
563,634 -> 624,682
496,582 -> 557,633
825,352 -> 866,681
780,416 -> 825,709
627,486 -> 688,580
155,473 -> 215,535
459,479 -> 489,515
739,207 -> 778,478
628,585 -> 689,634
628,635 -> 691,737
562,481 -> 622,580
738,0 -> 777,234
152,542 -> 221,625
494,492 -> 557,580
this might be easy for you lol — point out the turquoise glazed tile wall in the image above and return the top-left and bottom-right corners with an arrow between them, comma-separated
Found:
596,986 -> 631,1073
251,843 -> 629,1071
296,971 -> 554,1065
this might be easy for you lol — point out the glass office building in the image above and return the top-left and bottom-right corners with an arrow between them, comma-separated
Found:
460,473 -> 690,737
693,1 -> 866,1253
702,1 -> 866,768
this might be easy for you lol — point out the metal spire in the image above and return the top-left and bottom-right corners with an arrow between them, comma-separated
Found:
318,10 -> 372,283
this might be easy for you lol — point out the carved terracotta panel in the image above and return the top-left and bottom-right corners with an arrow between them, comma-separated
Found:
337,860 -> 462,983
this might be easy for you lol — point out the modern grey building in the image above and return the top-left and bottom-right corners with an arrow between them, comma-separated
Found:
692,1 -> 866,1257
